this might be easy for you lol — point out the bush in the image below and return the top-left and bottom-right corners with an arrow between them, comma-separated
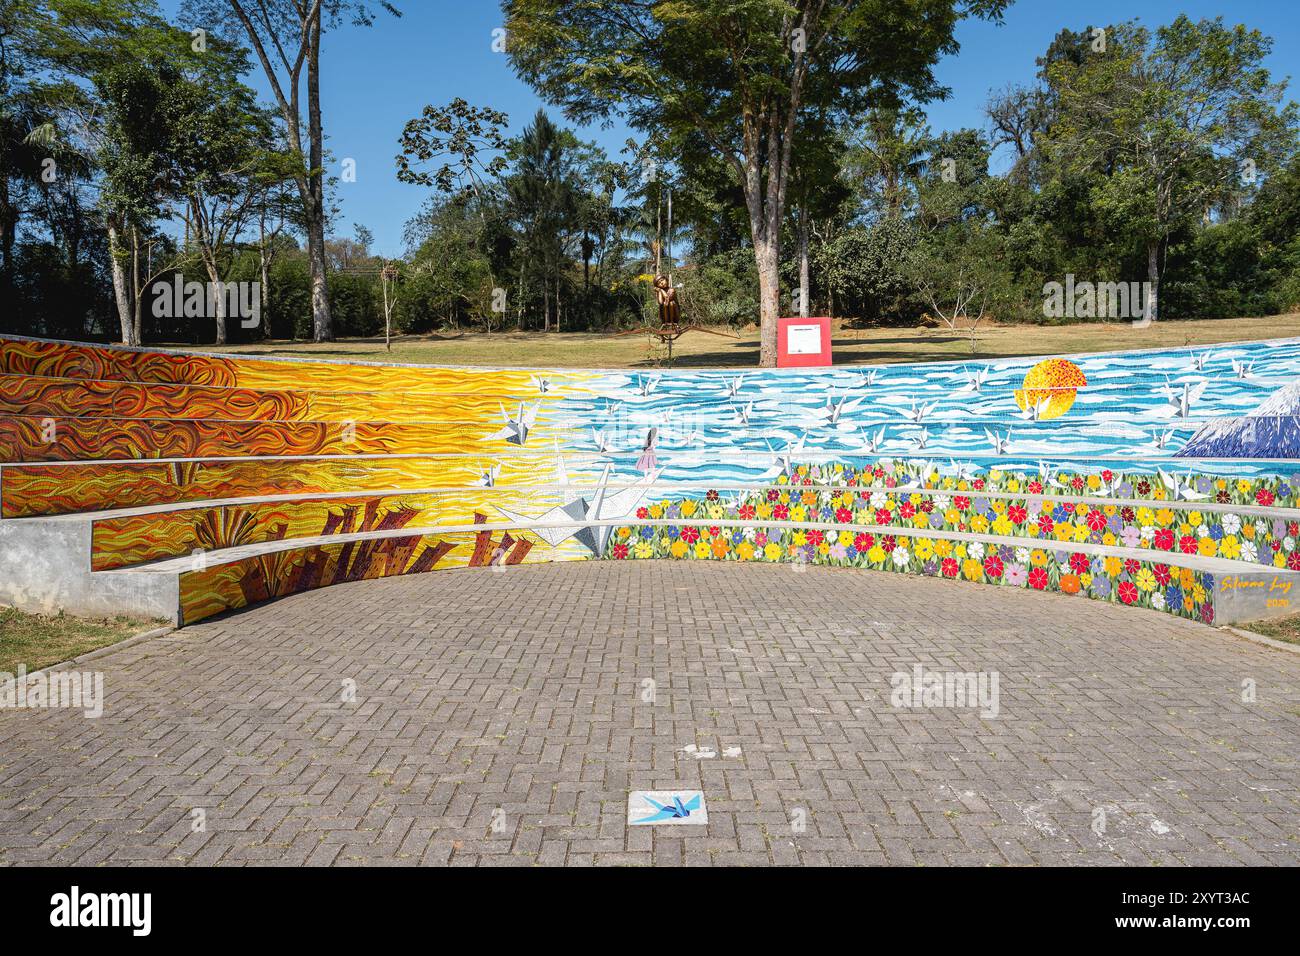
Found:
327,272 -> 382,338
676,248 -> 760,326
1,240 -> 116,342
815,220 -> 919,324
904,224 -> 1018,330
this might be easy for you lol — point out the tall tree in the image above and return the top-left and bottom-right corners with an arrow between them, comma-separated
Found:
843,107 -> 929,222
400,195 -> 497,331
788,112 -> 850,316
563,138 -> 629,306
183,0 -> 400,341
504,110 -> 580,331
396,97 -> 510,331
984,83 -> 1044,184
97,41 -> 281,344
0,0 -> 43,296
504,0 -> 1009,365
3,0 -> 178,342
1043,17 -> 1297,322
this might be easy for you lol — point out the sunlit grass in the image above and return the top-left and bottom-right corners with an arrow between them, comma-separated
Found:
1240,614 -> 1300,646
0,607 -> 162,673
199,312 -> 1300,369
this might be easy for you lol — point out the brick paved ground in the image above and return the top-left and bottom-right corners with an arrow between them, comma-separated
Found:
2,561 -> 1298,866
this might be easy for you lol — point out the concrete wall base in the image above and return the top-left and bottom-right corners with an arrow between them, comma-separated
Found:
0,517 -> 178,624
1213,569 -> 1300,625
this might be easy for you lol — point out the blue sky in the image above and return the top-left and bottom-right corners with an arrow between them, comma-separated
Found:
164,1 -> 1299,257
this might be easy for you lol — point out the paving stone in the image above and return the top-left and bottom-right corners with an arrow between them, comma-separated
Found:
0,562 -> 1297,866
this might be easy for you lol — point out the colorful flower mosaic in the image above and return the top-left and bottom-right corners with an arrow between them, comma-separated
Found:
626,468 -> 1300,570
607,521 -> 1218,624
3,334 -> 1298,627
768,461 -> 1300,510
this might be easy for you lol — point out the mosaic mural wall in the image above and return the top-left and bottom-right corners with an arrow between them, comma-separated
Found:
2,333 -> 1298,625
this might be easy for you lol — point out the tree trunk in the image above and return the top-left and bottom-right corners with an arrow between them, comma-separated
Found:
381,269 -> 392,352
798,204 -> 810,318
258,214 -> 272,339
106,221 -> 136,346
130,226 -> 143,345
741,104 -> 800,367
225,0 -> 331,342
582,233 -> 591,293
1144,240 -> 1160,324
306,12 -> 333,342
131,283 -> 144,346
203,255 -> 227,346
755,238 -> 781,366
516,268 -> 524,331
260,250 -> 271,337
0,174 -> 14,290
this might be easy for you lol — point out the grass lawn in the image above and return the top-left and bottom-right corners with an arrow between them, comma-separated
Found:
0,606 -> 163,674
1239,615 -> 1300,646
197,312 -> 1300,368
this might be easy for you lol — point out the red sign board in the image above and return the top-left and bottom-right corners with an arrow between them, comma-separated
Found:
777,316 -> 832,367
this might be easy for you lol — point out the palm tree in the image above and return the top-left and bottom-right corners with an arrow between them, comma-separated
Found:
504,110 -> 580,330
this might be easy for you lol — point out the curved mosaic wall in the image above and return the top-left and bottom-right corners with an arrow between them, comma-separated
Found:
1,334 -> 1297,627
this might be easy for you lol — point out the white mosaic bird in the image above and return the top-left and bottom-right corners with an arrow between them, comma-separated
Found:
486,402 -> 539,446
983,428 -> 1012,455
815,393 -> 867,425
1035,461 -> 1069,489
956,366 -> 989,393
764,434 -> 806,478
1160,377 -> 1208,418
1018,395 -> 1054,421
905,399 -> 938,423
861,426 -> 888,454
1158,468 -> 1210,501
1151,427 -> 1178,450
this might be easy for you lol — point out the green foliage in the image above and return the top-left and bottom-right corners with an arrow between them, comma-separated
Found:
504,0 -> 1011,363
326,271 -> 383,338
399,199 -> 495,331
1,0 -> 173,314
396,98 -> 509,201
840,107 -> 929,221
815,220 -> 918,323
1251,158 -> 1300,313
677,249 -> 759,327
265,256 -> 313,340
914,129 -> 992,228
503,0 -> 1009,141
1034,16 -> 1298,319
0,237 -> 116,339
6,4 -> 1300,348
907,224 -> 1019,329
96,47 -> 270,227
